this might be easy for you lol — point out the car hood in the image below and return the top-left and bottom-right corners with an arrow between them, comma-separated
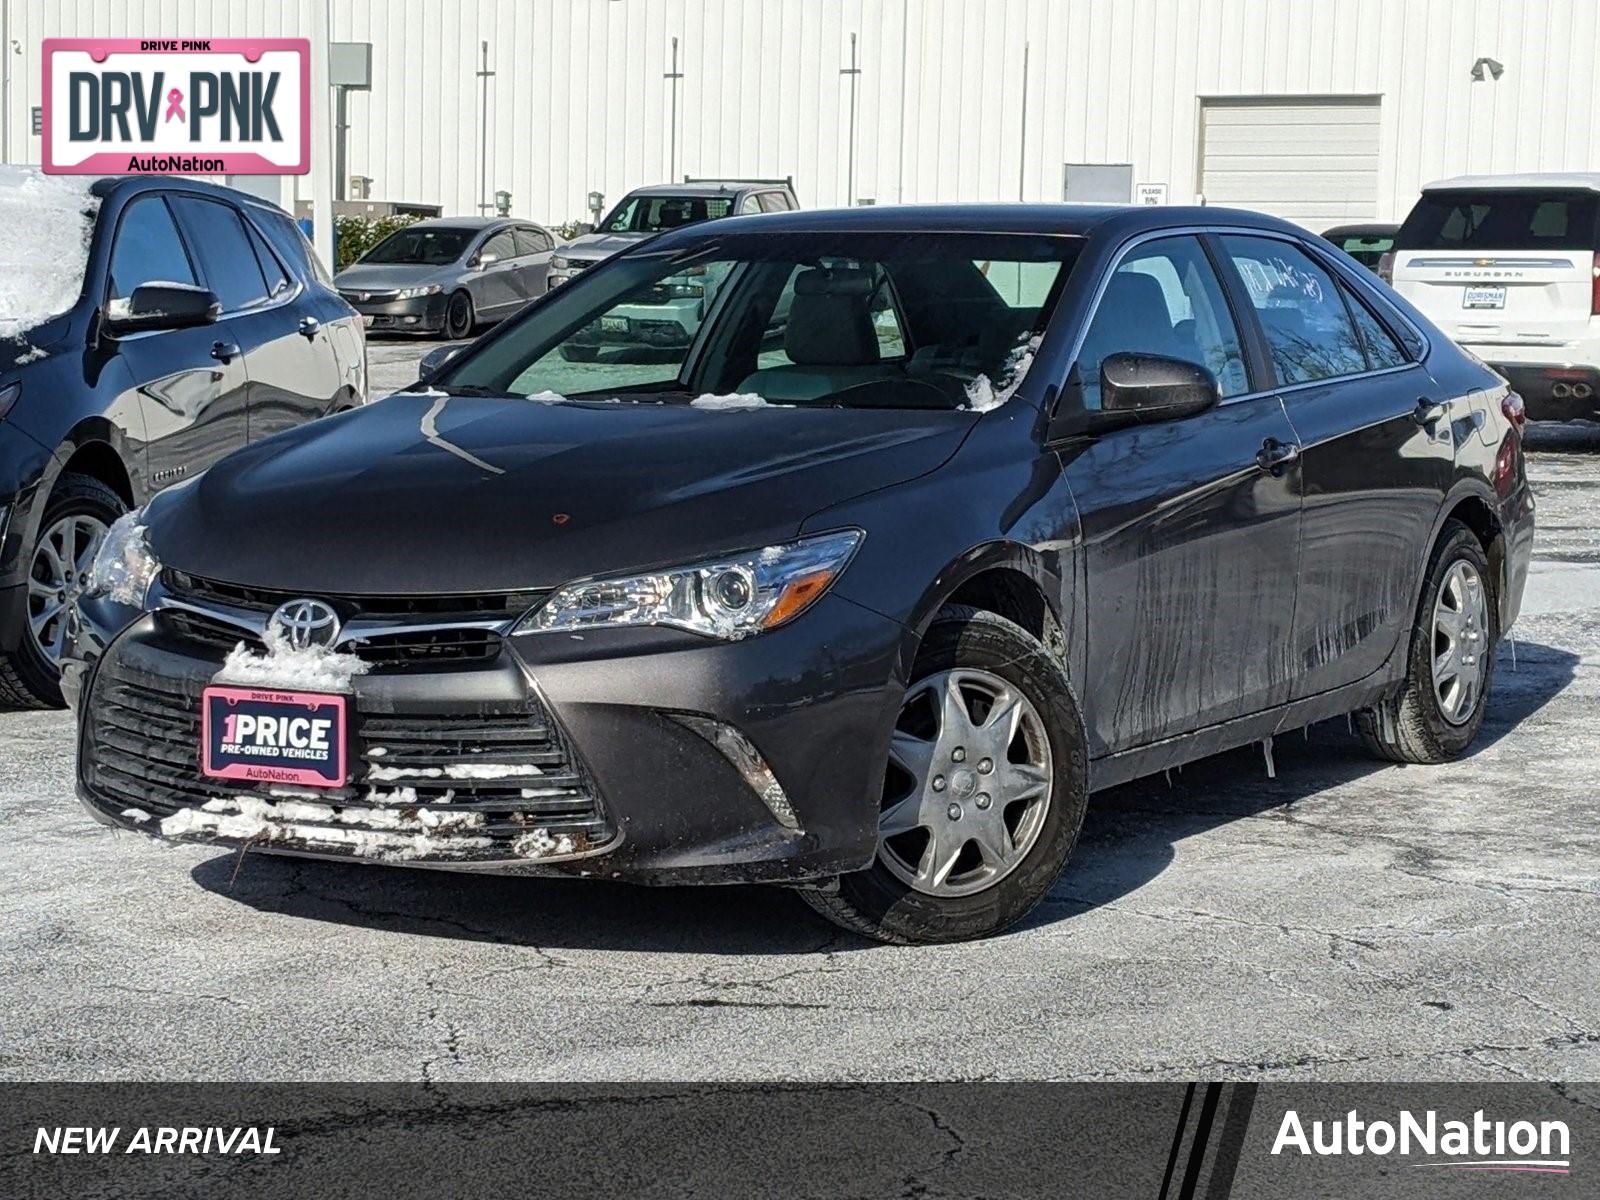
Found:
333,262 -> 456,290
560,232 -> 647,262
145,391 -> 976,594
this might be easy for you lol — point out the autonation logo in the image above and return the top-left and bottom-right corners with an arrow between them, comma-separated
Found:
1273,1108 -> 1571,1175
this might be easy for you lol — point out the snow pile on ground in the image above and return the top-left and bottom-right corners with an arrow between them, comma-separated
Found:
513,828 -> 575,857
159,795 -> 492,862
963,335 -> 1043,412
214,626 -> 369,693
0,168 -> 98,339
691,393 -> 769,410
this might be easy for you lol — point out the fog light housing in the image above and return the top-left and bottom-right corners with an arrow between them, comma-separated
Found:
673,714 -> 801,831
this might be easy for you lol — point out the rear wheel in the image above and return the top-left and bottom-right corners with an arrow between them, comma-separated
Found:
801,606 -> 1088,944
0,474 -> 124,709
1358,521 -> 1497,764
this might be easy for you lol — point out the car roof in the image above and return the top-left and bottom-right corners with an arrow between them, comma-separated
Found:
631,202 -> 1312,249
625,182 -> 786,197
1423,172 -> 1600,193
1323,222 -> 1398,238
403,216 -> 513,230
91,173 -> 295,217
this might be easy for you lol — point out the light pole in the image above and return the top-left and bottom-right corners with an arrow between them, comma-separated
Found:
840,33 -> 861,206
476,41 -> 495,213
663,37 -> 684,181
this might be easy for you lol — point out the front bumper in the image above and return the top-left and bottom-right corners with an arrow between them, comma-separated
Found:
340,292 -> 448,334
72,593 -> 906,885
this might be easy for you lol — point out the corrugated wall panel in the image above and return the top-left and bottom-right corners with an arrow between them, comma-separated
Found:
4,0 -> 1598,227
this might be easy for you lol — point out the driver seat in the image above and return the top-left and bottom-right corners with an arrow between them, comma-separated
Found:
738,267 -> 894,402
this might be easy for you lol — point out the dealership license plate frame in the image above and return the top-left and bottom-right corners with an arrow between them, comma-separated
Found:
600,315 -> 630,333
1462,285 -> 1507,310
200,686 -> 349,789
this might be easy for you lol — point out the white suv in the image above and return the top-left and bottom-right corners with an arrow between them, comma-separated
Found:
1387,173 -> 1600,423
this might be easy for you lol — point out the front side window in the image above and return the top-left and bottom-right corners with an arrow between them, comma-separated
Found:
479,230 -> 518,263
169,196 -> 270,312
1075,235 -> 1248,408
738,194 -> 763,215
108,195 -> 196,301
440,232 -> 1081,410
1220,235 -> 1367,385
360,226 -> 474,265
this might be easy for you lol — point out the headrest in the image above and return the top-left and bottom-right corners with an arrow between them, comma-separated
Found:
793,266 -> 875,297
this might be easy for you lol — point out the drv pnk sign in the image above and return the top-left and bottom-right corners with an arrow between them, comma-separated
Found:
42,38 -> 309,175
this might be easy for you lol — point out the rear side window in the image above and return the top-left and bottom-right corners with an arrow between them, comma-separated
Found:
243,220 -> 290,300
1076,235 -> 1249,408
1397,190 -> 1600,251
1220,235 -> 1367,385
513,227 -> 552,256
252,207 -> 323,283
108,195 -> 196,300
758,192 -> 791,213
1339,281 -> 1409,370
170,196 -> 270,311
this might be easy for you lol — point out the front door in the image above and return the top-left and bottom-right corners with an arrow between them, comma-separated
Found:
1215,233 -> 1456,696
105,192 -> 249,489
470,228 -> 526,317
1059,234 -> 1304,755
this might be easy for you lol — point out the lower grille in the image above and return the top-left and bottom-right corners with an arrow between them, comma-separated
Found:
82,665 -> 612,861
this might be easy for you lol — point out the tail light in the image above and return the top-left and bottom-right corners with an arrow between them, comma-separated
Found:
1591,265 -> 1600,315
1502,391 -> 1527,432
1377,251 -> 1395,284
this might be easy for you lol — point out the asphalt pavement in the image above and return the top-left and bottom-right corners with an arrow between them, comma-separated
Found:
1,341 -> 1596,1081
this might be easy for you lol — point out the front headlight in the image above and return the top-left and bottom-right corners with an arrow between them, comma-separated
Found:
551,256 -> 571,270
395,284 -> 443,300
84,510 -> 161,609
515,529 -> 863,640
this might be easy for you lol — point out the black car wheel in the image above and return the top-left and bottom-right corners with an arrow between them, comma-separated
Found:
442,290 -> 475,341
0,473 -> 124,709
1359,520 -> 1497,764
802,606 -> 1089,944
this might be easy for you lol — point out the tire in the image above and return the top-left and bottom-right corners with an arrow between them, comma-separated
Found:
442,290 -> 475,341
801,605 -> 1089,944
1358,521 -> 1497,764
559,344 -> 600,363
0,473 -> 125,709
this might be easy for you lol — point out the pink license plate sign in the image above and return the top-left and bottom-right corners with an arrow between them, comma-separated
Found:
43,38 -> 309,175
201,686 -> 348,789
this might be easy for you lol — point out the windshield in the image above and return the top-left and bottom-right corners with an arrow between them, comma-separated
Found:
601,194 -> 735,234
360,226 -> 475,265
1397,190 -> 1600,251
439,231 -> 1081,410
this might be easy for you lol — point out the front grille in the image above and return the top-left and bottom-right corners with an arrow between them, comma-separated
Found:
340,288 -> 399,303
82,667 -> 612,862
155,572 -> 532,671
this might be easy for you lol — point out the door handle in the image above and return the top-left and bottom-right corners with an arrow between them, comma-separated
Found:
1413,398 -> 1447,425
298,316 -> 321,340
1255,437 -> 1300,474
210,340 -> 240,363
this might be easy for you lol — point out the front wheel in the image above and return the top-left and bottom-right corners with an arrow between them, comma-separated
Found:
441,290 -> 475,341
801,606 -> 1088,944
1358,521 -> 1497,764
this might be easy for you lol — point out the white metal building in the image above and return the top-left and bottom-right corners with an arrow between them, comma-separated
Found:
3,0 -> 1597,231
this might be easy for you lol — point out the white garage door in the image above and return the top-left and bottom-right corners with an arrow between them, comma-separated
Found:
1199,97 -> 1380,231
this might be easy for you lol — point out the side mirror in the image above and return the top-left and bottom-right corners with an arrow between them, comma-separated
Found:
103,283 -> 220,335
474,252 -> 498,269
1094,352 -> 1219,427
419,343 -> 466,381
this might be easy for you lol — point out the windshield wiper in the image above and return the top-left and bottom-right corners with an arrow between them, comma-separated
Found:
435,383 -> 505,397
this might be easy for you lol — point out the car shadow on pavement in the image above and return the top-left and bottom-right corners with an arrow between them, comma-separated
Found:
191,640 -> 1578,951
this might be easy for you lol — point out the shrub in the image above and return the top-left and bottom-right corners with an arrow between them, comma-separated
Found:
334,213 -> 423,270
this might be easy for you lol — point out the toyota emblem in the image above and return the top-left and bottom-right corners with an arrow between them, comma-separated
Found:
268,599 -> 342,651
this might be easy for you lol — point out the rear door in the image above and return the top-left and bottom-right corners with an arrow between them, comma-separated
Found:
106,192 -> 250,488
1216,232 -> 1453,697
1061,233 -> 1304,754
512,226 -> 555,298
169,195 -> 340,443
1391,189 -> 1599,347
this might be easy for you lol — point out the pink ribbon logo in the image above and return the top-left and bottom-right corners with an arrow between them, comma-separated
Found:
164,87 -> 185,123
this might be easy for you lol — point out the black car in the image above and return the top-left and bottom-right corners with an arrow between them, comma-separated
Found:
65,204 -> 1534,944
0,174 -> 365,707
